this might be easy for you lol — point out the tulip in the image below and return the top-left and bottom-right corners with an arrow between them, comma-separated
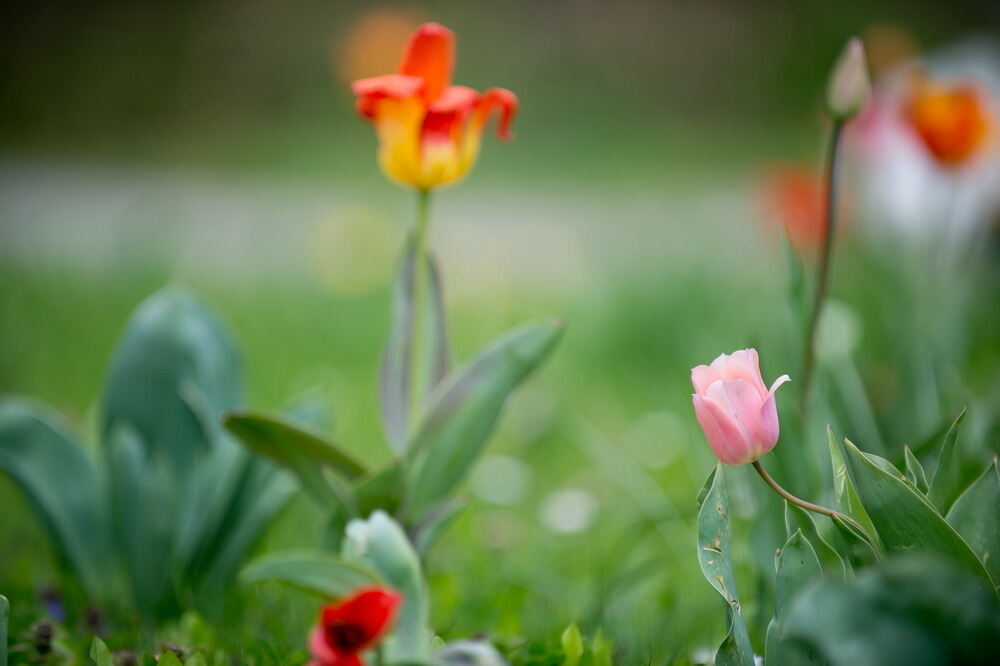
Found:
906,77 -> 991,167
826,37 -> 872,122
308,586 -> 402,666
351,23 -> 517,190
691,349 -> 790,465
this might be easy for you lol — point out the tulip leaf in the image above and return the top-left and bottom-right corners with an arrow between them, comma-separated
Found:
89,637 -> 113,666
927,408 -> 966,514
831,514 -> 881,568
841,438 -> 993,587
946,458 -> 1000,588
343,511 -> 430,663
223,409 -> 365,513
696,466 -> 755,666
827,428 -> 878,544
380,241 -> 451,453
405,319 -> 564,517
561,623 -> 584,666
765,530 -> 824,665
240,550 -> 379,598
784,502 -> 845,578
101,287 -> 242,473
1,595 -> 8,666
0,398 -> 112,602
903,445 -> 929,494
107,425 -> 179,622
354,464 -> 405,518
782,558 -> 1000,666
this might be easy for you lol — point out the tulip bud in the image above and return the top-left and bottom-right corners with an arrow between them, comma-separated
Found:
826,37 -> 871,121
691,349 -> 790,465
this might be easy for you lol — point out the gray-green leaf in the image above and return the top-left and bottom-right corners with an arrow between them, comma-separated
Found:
946,458 -> 1000,589
240,550 -> 379,598
927,408 -> 966,514
765,530 -> 824,665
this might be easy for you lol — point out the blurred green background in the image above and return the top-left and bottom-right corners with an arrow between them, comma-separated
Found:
2,1 -> 999,663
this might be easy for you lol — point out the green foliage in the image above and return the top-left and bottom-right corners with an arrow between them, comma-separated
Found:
405,319 -> 565,519
1,595 -> 7,666
696,466 -> 754,666
89,637 -> 113,666
784,502 -> 845,578
902,446 -> 928,494
0,288 -> 294,626
782,558 -> 1000,666
240,551 -> 378,598
946,458 -> 1000,589
926,408 -> 966,514
840,438 -> 993,587
765,530 -> 823,665
560,623 -> 583,666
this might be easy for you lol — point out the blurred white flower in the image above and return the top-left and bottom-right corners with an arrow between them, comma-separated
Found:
471,454 -> 533,506
538,488 -> 597,534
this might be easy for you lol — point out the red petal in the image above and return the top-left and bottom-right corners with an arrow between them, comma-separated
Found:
398,23 -> 454,102
352,74 -> 423,119
473,88 -> 518,140
318,587 -> 402,653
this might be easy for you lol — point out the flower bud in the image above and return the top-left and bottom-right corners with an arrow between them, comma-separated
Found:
826,37 -> 871,121
691,349 -> 790,465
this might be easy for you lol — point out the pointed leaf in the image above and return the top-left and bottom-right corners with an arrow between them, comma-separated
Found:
784,502 -> 845,578
101,287 -> 241,473
696,466 -> 754,666
903,446 -> 929,494
405,320 -> 564,517
240,550 -> 379,598
0,398 -> 112,600
841,439 -> 993,587
928,408 -> 966,514
90,637 -> 113,666
561,623 -> 583,666
831,514 -> 880,568
827,428 -> 877,542
765,530 -> 824,665
343,511 -> 429,662
947,458 -> 1000,587
380,242 -> 451,453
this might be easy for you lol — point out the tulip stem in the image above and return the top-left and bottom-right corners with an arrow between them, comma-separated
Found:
752,459 -> 864,532
409,188 -> 432,427
801,120 -> 845,412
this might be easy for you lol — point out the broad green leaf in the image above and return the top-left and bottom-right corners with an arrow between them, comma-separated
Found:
159,652 -> 183,666
354,464 -> 405,518
783,558 -> 1000,666
947,459 -> 1000,587
784,502 -> 845,578
405,320 -> 564,517
561,624 -> 583,666
1,595 -> 8,666
107,426 -> 178,623
223,410 -> 366,480
765,530 -> 824,665
101,287 -> 242,473
842,439 -> 993,587
928,408 -> 966,514
0,398 -> 112,601
831,514 -> 880,568
827,428 -> 877,544
696,466 -> 754,666
343,511 -> 429,662
903,446 -> 929,494
380,241 -> 451,453
240,550 -> 378,598
89,637 -> 113,666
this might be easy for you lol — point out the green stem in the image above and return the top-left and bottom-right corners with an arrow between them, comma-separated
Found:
752,459 -> 865,534
801,120 -> 845,411
409,188 -> 432,430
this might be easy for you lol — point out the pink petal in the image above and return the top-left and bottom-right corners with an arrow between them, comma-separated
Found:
768,374 -> 791,395
693,394 -> 750,465
755,393 -> 781,453
691,364 -> 721,395
710,349 -> 768,397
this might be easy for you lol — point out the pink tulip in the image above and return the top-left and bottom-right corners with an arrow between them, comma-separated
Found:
691,349 -> 790,465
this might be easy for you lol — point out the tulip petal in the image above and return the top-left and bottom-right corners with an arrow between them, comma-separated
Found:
472,88 -> 518,140
691,364 -> 721,395
693,393 -> 750,465
768,374 -> 791,395
710,349 -> 768,397
708,380 -> 763,443
755,393 -> 781,454
352,74 -> 424,120
398,23 -> 454,102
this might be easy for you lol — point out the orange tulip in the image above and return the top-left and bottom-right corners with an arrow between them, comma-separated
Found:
906,78 -> 991,167
351,23 -> 517,190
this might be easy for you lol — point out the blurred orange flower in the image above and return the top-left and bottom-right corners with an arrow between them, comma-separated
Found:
351,23 -> 517,190
906,77 -> 991,167
759,167 -> 827,252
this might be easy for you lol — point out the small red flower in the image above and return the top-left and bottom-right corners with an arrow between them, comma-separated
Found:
307,586 -> 403,666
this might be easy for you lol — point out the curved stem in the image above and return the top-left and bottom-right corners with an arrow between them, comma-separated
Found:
752,459 -> 865,534
408,188 -> 432,428
801,120 -> 845,411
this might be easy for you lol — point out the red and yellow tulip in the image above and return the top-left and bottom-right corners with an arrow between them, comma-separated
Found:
351,23 -> 517,190
906,77 -> 992,167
